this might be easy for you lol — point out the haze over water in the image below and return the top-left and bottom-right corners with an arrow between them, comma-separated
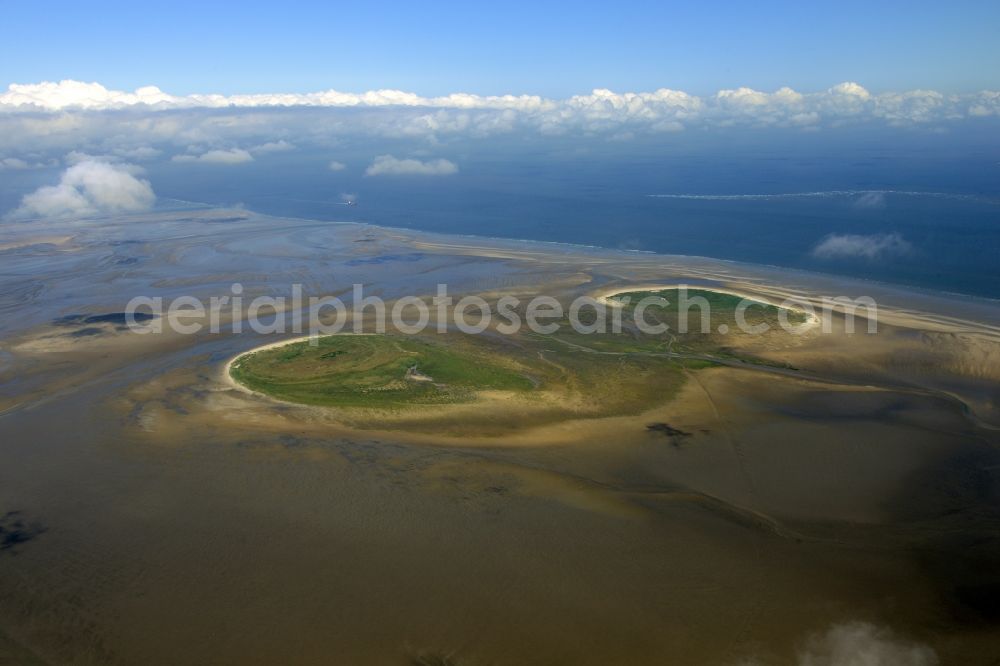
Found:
112,127 -> 1000,300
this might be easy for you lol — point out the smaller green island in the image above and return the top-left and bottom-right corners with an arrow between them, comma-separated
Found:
607,287 -> 808,329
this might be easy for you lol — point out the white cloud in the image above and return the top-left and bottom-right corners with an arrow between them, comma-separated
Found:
0,81 -> 996,163
812,232 -> 912,260
968,91 -> 1000,117
172,148 -> 254,164
797,622 -> 937,666
852,191 -> 886,209
250,140 -> 295,154
874,90 -> 948,124
328,160 -> 347,171
8,160 -> 155,219
365,154 -> 457,176
0,157 -> 31,170
828,82 -> 871,100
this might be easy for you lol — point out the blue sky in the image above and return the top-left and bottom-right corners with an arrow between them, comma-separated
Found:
3,0 -> 999,96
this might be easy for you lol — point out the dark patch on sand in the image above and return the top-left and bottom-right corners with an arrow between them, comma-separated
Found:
54,311 -> 157,331
893,447 -> 1000,625
69,327 -> 104,338
203,216 -> 250,224
346,252 -> 424,266
774,391 -> 911,422
646,422 -> 693,446
409,650 -> 474,666
0,511 -> 46,554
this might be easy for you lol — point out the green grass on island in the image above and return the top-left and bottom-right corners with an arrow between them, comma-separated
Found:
541,288 -> 806,367
228,288 -> 804,420
230,335 -> 534,408
608,288 -> 808,329
229,330 -> 691,419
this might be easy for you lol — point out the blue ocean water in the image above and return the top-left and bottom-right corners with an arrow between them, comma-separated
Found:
5,125 -> 999,298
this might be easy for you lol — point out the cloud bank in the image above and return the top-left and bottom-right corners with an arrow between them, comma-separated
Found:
812,233 -> 913,260
2,80 -> 999,131
365,155 -> 458,176
1,80 -> 997,177
8,160 -> 155,219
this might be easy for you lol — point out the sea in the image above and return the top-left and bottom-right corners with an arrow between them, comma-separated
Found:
4,124 -> 999,299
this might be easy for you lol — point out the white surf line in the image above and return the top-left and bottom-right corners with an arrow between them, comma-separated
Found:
646,189 -> 993,203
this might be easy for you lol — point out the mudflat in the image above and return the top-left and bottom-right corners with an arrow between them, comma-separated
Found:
0,207 -> 998,664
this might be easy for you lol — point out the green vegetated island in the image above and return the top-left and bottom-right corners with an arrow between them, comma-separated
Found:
229,288 -> 806,427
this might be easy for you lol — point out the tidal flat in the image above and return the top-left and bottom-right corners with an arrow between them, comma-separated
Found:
0,207 -> 999,664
